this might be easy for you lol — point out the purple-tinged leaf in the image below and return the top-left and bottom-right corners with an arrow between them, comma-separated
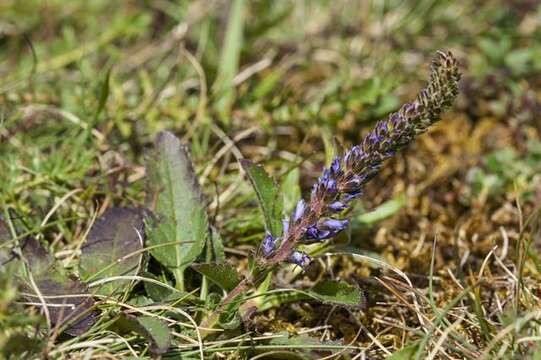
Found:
21,237 -> 96,336
21,237 -> 52,275
79,207 -> 145,296
22,275 -> 96,336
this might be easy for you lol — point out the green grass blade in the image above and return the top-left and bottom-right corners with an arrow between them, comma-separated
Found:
213,0 -> 246,123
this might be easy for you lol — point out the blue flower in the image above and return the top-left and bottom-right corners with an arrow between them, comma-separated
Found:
321,218 -> 349,231
341,176 -> 362,193
305,226 -> 332,241
329,201 -> 348,212
282,218 -> 290,233
289,251 -> 311,268
330,157 -> 341,173
293,199 -> 306,222
343,190 -> 362,202
261,232 -> 277,258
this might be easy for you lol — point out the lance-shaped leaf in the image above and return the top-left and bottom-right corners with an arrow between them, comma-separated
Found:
192,262 -> 241,292
116,314 -> 171,355
239,159 -> 283,237
310,280 -> 365,307
259,280 -> 365,311
79,207 -> 145,296
22,238 -> 96,336
145,131 -> 208,289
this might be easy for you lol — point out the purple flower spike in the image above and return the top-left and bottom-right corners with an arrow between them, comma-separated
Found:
289,251 -> 311,268
261,51 -> 460,267
261,232 -> 277,258
293,199 -> 306,222
329,201 -> 348,212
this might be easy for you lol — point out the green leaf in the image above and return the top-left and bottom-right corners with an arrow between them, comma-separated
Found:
118,314 -> 171,355
137,316 -> 171,355
142,272 -> 174,302
240,159 -> 283,237
472,287 -> 492,341
259,291 -> 307,312
387,343 -> 419,360
146,131 -> 208,290
79,208 -> 145,296
192,262 -> 241,292
260,280 -> 365,311
309,280 -> 365,307
356,194 -> 406,226
93,66 -> 112,123
281,168 -> 301,214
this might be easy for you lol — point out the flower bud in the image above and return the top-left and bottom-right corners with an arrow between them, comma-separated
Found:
289,251 -> 311,268
261,232 -> 277,258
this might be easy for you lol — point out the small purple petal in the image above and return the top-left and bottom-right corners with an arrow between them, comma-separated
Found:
289,251 -> 311,267
326,178 -> 337,193
293,199 -> 306,222
305,226 -> 332,241
344,145 -> 360,164
342,176 -> 361,192
305,226 -> 319,239
377,121 -> 388,134
316,230 -> 333,240
261,232 -> 277,258
343,190 -> 362,202
330,157 -> 341,173
367,132 -> 381,146
321,169 -> 330,182
322,218 -> 349,231
329,201 -> 348,212
282,218 -> 290,234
